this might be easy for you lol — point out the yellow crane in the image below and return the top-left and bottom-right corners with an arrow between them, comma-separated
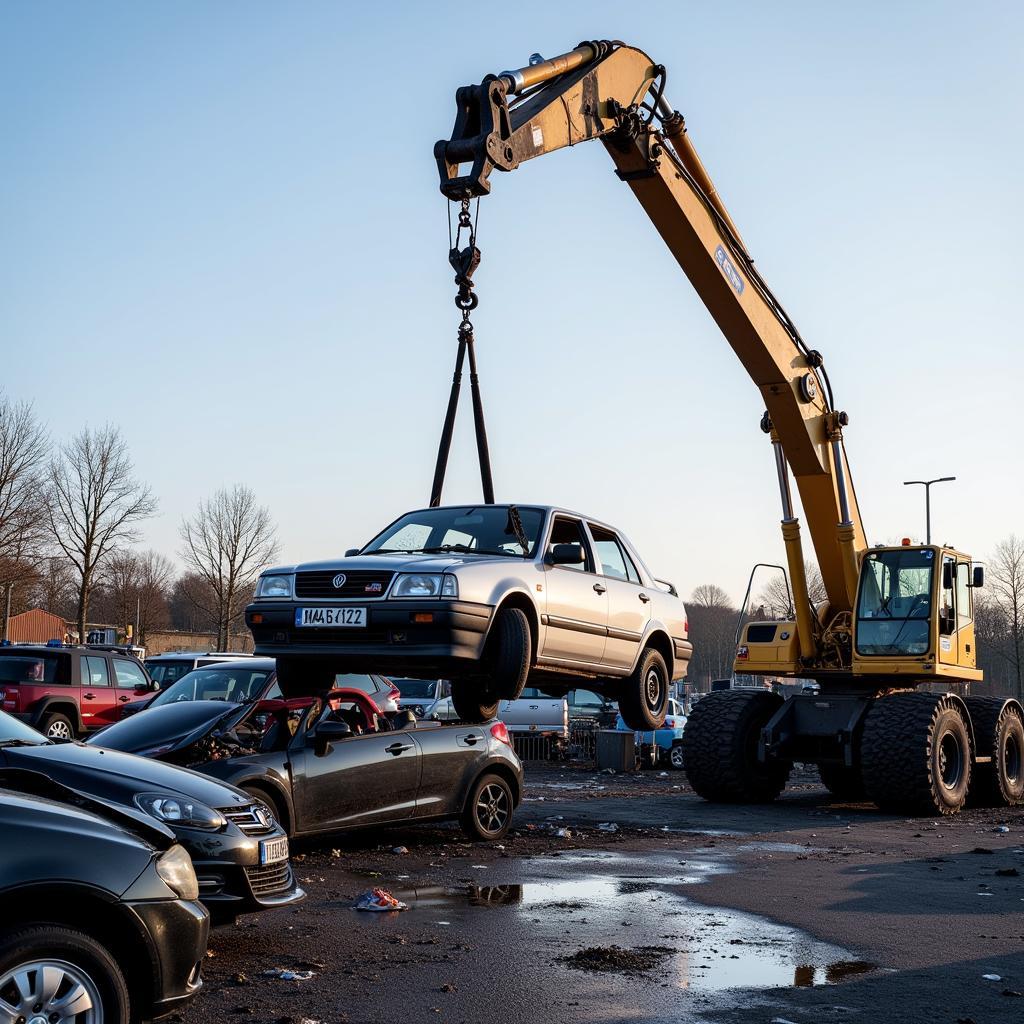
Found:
434,40 -> 1023,814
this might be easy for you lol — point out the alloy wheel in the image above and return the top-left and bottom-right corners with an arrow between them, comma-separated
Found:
0,958 -> 102,1024
45,720 -> 72,740
644,667 -> 663,710
475,783 -> 510,835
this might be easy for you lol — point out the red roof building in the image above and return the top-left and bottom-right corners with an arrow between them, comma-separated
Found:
6,608 -> 70,644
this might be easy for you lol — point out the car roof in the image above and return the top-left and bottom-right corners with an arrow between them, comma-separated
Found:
146,651 -> 254,660
182,657 -> 276,671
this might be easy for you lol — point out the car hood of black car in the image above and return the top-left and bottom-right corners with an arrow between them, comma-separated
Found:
84,700 -> 245,757
2,737 -> 251,810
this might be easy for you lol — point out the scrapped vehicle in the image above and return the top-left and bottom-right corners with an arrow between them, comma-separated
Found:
145,651 -> 255,690
431,687 -> 569,736
91,686 -> 524,841
0,786 -> 208,1023
246,504 -> 692,730
0,711 -> 302,922
0,643 -> 155,738
616,697 -> 687,769
392,677 -> 451,717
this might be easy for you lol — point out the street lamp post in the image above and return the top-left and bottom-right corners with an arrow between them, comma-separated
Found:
903,476 -> 956,544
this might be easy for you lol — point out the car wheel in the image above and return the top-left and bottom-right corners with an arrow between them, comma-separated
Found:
42,714 -> 75,741
0,924 -> 130,1024
460,772 -> 514,841
617,648 -> 669,731
450,678 -> 500,723
242,786 -> 287,835
669,741 -> 685,771
487,606 -> 532,701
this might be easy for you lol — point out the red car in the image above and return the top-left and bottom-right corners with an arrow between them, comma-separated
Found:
0,643 -> 155,739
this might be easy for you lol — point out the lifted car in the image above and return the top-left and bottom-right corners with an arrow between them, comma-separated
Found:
91,687 -> 524,842
246,504 -> 691,730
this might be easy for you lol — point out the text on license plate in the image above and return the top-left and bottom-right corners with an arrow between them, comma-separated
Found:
260,836 -> 289,865
295,607 -> 366,627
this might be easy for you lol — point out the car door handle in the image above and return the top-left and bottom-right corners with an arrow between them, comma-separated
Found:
638,592 -> 651,603
118,695 -> 131,702
83,692 -> 96,700
462,735 -> 478,745
385,742 -> 414,755
593,583 -> 607,594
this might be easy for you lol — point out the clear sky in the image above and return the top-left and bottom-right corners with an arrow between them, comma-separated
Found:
2,1 -> 1022,604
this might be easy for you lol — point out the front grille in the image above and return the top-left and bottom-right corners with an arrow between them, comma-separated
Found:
244,861 -> 294,897
220,803 -> 277,836
295,570 -> 396,599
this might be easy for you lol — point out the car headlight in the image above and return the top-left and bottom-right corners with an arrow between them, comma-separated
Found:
391,573 -> 458,598
155,844 -> 200,900
135,792 -> 227,831
257,574 -> 293,598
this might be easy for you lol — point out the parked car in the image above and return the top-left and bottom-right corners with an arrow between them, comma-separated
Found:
90,686 -> 524,842
0,786 -> 208,1022
145,651 -> 255,690
616,697 -> 687,769
246,504 -> 692,731
0,642 -> 156,739
0,710 -> 302,922
392,678 -> 451,717
120,658 -> 398,718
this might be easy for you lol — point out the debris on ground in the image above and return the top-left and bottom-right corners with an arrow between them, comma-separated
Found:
259,968 -> 316,981
982,973 -> 1002,981
392,846 -> 409,855
353,888 -> 409,912
560,945 -> 676,975
597,822 -> 619,833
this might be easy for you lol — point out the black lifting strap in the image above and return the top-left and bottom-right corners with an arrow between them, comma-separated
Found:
430,200 -> 494,507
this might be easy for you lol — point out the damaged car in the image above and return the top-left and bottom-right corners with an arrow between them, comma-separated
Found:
0,710 -> 303,923
90,685 -> 523,842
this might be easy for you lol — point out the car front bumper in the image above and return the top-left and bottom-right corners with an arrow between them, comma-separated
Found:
245,599 -> 493,671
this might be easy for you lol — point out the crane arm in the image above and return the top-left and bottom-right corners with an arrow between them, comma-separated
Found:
435,40 -> 867,629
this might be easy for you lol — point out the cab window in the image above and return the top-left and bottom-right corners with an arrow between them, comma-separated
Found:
956,563 -> 973,632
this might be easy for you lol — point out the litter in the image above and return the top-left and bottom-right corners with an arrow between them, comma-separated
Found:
659,772 -> 669,777
598,822 -> 619,833
392,846 -> 410,855
353,888 -> 409,912
994,825 -> 1011,833
982,974 -> 1002,981
552,828 -> 572,839
260,968 -> 316,981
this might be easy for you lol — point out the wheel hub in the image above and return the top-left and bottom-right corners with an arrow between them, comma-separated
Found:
938,732 -> 964,791
0,959 -> 101,1024
644,669 -> 661,707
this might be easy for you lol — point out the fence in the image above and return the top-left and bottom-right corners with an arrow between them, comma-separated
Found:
510,718 -> 601,766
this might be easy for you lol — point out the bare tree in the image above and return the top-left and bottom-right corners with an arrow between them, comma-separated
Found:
28,555 -> 78,620
690,583 -> 733,610
987,535 -> 1024,701
757,561 -> 827,618
47,425 -> 157,640
687,583 -> 738,687
179,485 -> 279,649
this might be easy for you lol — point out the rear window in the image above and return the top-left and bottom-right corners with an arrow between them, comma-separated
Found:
151,667 -> 273,707
0,654 -> 67,686
146,660 -> 195,688
393,679 -> 436,699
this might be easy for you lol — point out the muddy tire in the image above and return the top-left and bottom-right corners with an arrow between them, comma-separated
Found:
966,696 -> 1024,807
41,713 -> 75,741
681,690 -> 790,803
460,772 -> 514,841
818,762 -> 866,800
486,606 -> 532,701
450,678 -> 500,723
861,692 -> 971,816
0,924 -> 130,1024
618,648 -> 669,731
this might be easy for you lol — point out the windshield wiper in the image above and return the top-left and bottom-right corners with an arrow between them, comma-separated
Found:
0,739 -> 48,748
506,505 -> 532,555
418,544 -> 528,558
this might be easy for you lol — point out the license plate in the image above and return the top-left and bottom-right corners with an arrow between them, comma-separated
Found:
295,606 -> 367,627
260,836 -> 289,865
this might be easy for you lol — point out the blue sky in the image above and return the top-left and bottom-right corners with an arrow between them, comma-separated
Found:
2,1 -> 1022,603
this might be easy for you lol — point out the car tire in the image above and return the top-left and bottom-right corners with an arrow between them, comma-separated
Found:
669,741 -> 685,771
0,924 -> 130,1024
618,648 -> 669,731
450,679 -> 500,723
460,772 -> 514,841
242,786 -> 287,834
487,606 -> 532,701
41,713 -> 75,741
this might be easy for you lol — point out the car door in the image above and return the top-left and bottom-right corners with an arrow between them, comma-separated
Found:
411,721 -> 487,816
79,655 -> 117,728
111,657 -> 151,712
539,515 -> 607,667
588,524 -> 651,671
289,707 -> 421,832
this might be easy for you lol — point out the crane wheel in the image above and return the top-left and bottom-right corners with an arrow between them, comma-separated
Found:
681,690 -> 790,803
817,763 -> 866,800
965,696 -> 1024,807
861,692 -> 971,816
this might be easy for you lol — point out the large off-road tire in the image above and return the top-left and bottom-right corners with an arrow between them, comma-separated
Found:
485,606 -> 532,701
0,924 -> 130,1024
618,648 -> 669,731
818,762 -> 866,800
41,713 -> 75,741
682,690 -> 791,803
861,692 -> 971,816
965,696 -> 1024,807
460,772 -> 514,841
450,678 -> 500,723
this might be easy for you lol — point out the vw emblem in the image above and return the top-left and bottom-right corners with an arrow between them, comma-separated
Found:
253,806 -> 269,828
331,573 -> 347,589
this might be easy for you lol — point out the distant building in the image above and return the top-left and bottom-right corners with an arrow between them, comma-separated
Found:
6,608 -> 71,644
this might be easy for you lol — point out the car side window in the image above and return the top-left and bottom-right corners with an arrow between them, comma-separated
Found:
113,659 -> 148,689
589,525 -> 641,584
548,517 -> 594,573
83,656 -> 110,687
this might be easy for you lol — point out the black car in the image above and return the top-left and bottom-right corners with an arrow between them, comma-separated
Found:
0,711 -> 303,922
92,686 -> 524,841
0,785 -> 208,1023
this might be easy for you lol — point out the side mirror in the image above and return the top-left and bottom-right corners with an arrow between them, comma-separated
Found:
313,719 -> 352,743
942,562 -> 954,591
134,683 -> 151,695
344,548 -> 360,557
972,565 -> 985,588
549,543 -> 585,566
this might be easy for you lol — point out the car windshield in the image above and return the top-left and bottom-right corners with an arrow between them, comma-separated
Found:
856,548 -> 934,656
150,667 -> 274,707
146,660 -> 196,687
362,505 -> 544,558
0,654 -> 63,685
0,709 -> 48,745
393,679 -> 436,698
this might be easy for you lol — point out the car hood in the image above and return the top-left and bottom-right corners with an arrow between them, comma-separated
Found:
271,552 -> 513,574
2,738 -> 251,809
84,700 -> 246,758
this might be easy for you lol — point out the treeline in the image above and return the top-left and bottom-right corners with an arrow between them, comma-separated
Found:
0,394 -> 279,648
